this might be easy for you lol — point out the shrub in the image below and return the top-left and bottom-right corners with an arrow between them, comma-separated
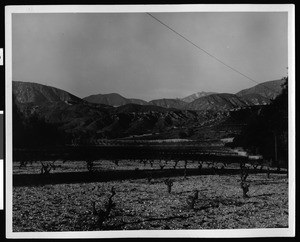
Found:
186,190 -> 199,209
86,159 -> 94,173
240,165 -> 250,198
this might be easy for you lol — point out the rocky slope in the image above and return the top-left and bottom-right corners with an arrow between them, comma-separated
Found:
236,79 -> 284,100
239,93 -> 271,105
148,98 -> 187,109
13,81 -> 82,105
186,93 -> 248,111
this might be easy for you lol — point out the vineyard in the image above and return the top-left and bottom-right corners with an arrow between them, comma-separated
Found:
12,142 -> 288,231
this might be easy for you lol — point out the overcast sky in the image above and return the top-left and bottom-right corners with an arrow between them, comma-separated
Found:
12,12 -> 288,101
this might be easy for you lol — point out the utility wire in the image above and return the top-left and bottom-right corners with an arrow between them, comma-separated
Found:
146,12 -> 282,97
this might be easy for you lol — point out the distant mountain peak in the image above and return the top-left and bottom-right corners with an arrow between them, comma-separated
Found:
181,91 -> 216,103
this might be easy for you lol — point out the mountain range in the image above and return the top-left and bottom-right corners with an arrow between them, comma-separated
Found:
80,79 -> 282,110
12,78 -> 285,143
13,79 -> 284,112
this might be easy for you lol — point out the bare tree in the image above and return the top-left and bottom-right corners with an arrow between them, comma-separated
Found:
142,159 -> 147,166
86,159 -> 94,173
260,165 -> 264,171
267,166 -> 271,178
252,164 -> 259,172
19,160 -> 28,168
219,165 -> 225,175
113,159 -> 119,166
159,160 -> 166,170
40,161 -> 52,175
197,161 -> 203,170
184,160 -> 188,179
212,165 -> 217,175
173,159 -> 179,169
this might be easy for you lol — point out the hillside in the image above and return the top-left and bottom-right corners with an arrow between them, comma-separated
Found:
115,103 -> 168,113
181,91 -> 216,103
14,99 -> 230,144
83,93 -> 148,106
239,93 -> 271,105
128,98 -> 149,105
236,79 -> 284,100
186,93 -> 248,111
13,81 -> 82,105
149,98 -> 187,109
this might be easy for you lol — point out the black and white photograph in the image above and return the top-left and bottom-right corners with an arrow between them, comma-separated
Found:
5,4 -> 295,238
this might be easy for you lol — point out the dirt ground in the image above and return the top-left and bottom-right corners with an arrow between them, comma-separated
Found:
13,172 -> 288,231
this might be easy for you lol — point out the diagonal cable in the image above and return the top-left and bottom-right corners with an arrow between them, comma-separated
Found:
146,12 -> 282,96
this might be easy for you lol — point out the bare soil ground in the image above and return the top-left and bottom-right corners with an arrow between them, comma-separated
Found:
13,172 -> 288,231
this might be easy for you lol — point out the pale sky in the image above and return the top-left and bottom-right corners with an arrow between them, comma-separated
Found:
12,12 -> 288,101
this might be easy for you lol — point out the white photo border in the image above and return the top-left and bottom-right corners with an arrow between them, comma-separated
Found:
5,4 -> 295,238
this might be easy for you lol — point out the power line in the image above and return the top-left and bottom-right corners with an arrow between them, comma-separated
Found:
146,12 -> 281,97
